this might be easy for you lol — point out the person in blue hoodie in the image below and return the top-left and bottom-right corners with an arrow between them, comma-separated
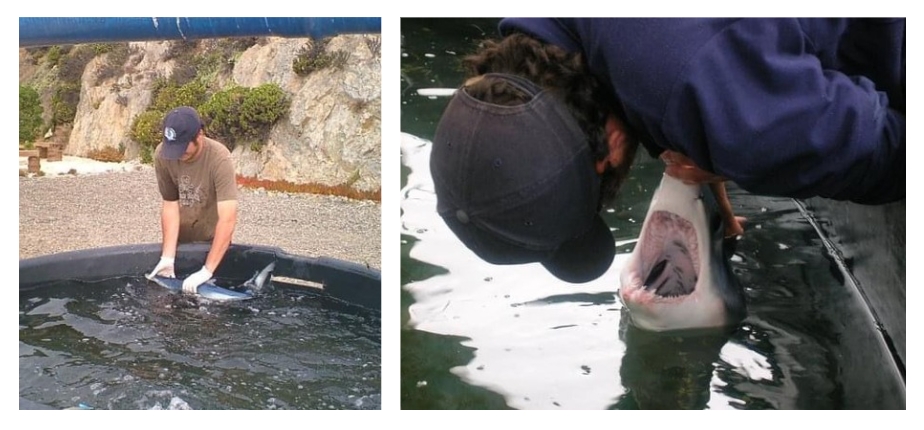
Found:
430,18 -> 904,283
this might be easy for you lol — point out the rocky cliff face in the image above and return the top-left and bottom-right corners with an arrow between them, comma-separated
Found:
232,36 -> 381,191
68,41 -> 172,160
21,35 -> 381,191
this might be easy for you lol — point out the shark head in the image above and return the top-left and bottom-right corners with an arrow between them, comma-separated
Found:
619,174 -> 745,332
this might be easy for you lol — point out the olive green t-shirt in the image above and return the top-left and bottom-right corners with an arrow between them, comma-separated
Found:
154,137 -> 238,243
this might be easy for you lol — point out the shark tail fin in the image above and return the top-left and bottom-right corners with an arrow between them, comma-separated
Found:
245,262 -> 276,294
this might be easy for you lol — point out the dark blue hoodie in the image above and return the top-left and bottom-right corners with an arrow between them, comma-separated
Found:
500,18 -> 904,204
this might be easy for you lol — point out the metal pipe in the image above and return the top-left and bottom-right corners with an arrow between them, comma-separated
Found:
20,17 -> 380,47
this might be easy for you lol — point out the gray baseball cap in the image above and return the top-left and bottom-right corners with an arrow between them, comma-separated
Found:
430,73 -> 616,283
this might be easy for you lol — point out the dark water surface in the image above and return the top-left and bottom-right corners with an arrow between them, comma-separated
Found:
400,18 -> 902,410
20,278 -> 381,410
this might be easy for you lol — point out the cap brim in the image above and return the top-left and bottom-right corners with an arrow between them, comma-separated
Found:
441,211 -> 615,283
441,212 -> 553,265
159,141 -> 190,160
541,215 -> 616,283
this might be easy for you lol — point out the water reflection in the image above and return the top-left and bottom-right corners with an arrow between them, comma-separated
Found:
20,278 -> 381,410
614,321 -> 733,409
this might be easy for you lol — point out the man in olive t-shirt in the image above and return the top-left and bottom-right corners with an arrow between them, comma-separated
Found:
145,106 -> 239,294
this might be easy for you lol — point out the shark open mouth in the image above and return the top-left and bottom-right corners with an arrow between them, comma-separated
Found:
638,211 -> 700,297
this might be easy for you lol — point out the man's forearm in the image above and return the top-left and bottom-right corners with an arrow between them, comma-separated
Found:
204,203 -> 237,273
161,201 -> 180,258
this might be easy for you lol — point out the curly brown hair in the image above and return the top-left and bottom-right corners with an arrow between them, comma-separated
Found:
460,33 -> 634,207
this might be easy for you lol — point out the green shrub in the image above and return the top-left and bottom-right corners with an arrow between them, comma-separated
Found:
24,46 -> 49,57
198,86 -> 249,144
328,51 -> 350,69
199,83 -> 289,150
152,79 -> 208,112
52,82 -> 80,125
222,37 -> 260,53
132,77 -> 288,161
89,44 -> 107,55
95,43 -> 131,84
44,46 -> 61,66
90,43 -> 116,55
57,46 -> 95,84
365,36 -> 381,58
130,110 -> 165,156
240,84 -> 289,138
41,45 -> 72,67
48,45 -> 96,126
19,85 -> 43,144
195,51 -> 229,79
150,76 -> 170,101
140,145 -> 153,164
292,38 -> 350,76
201,38 -> 256,71
170,63 -> 198,87
164,40 -> 198,61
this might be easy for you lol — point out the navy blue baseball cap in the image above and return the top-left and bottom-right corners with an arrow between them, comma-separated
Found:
160,106 -> 203,160
430,73 -> 616,283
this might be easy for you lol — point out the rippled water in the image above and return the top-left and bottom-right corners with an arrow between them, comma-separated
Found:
400,18 -> 902,410
20,278 -> 380,410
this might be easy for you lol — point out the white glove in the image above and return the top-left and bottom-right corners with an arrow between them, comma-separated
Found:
182,266 -> 213,294
146,256 -> 175,280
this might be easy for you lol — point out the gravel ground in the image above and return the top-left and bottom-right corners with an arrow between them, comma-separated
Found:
19,168 -> 381,269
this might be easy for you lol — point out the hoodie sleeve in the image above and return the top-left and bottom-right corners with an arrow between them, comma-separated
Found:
662,19 -> 904,204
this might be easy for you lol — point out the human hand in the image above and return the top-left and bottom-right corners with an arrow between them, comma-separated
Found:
182,266 -> 213,294
708,181 -> 746,239
660,150 -> 726,184
146,256 -> 175,280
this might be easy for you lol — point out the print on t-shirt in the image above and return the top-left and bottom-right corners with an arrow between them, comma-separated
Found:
179,175 -> 202,207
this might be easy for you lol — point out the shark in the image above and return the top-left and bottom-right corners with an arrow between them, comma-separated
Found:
619,174 -> 745,331
146,262 -> 276,301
